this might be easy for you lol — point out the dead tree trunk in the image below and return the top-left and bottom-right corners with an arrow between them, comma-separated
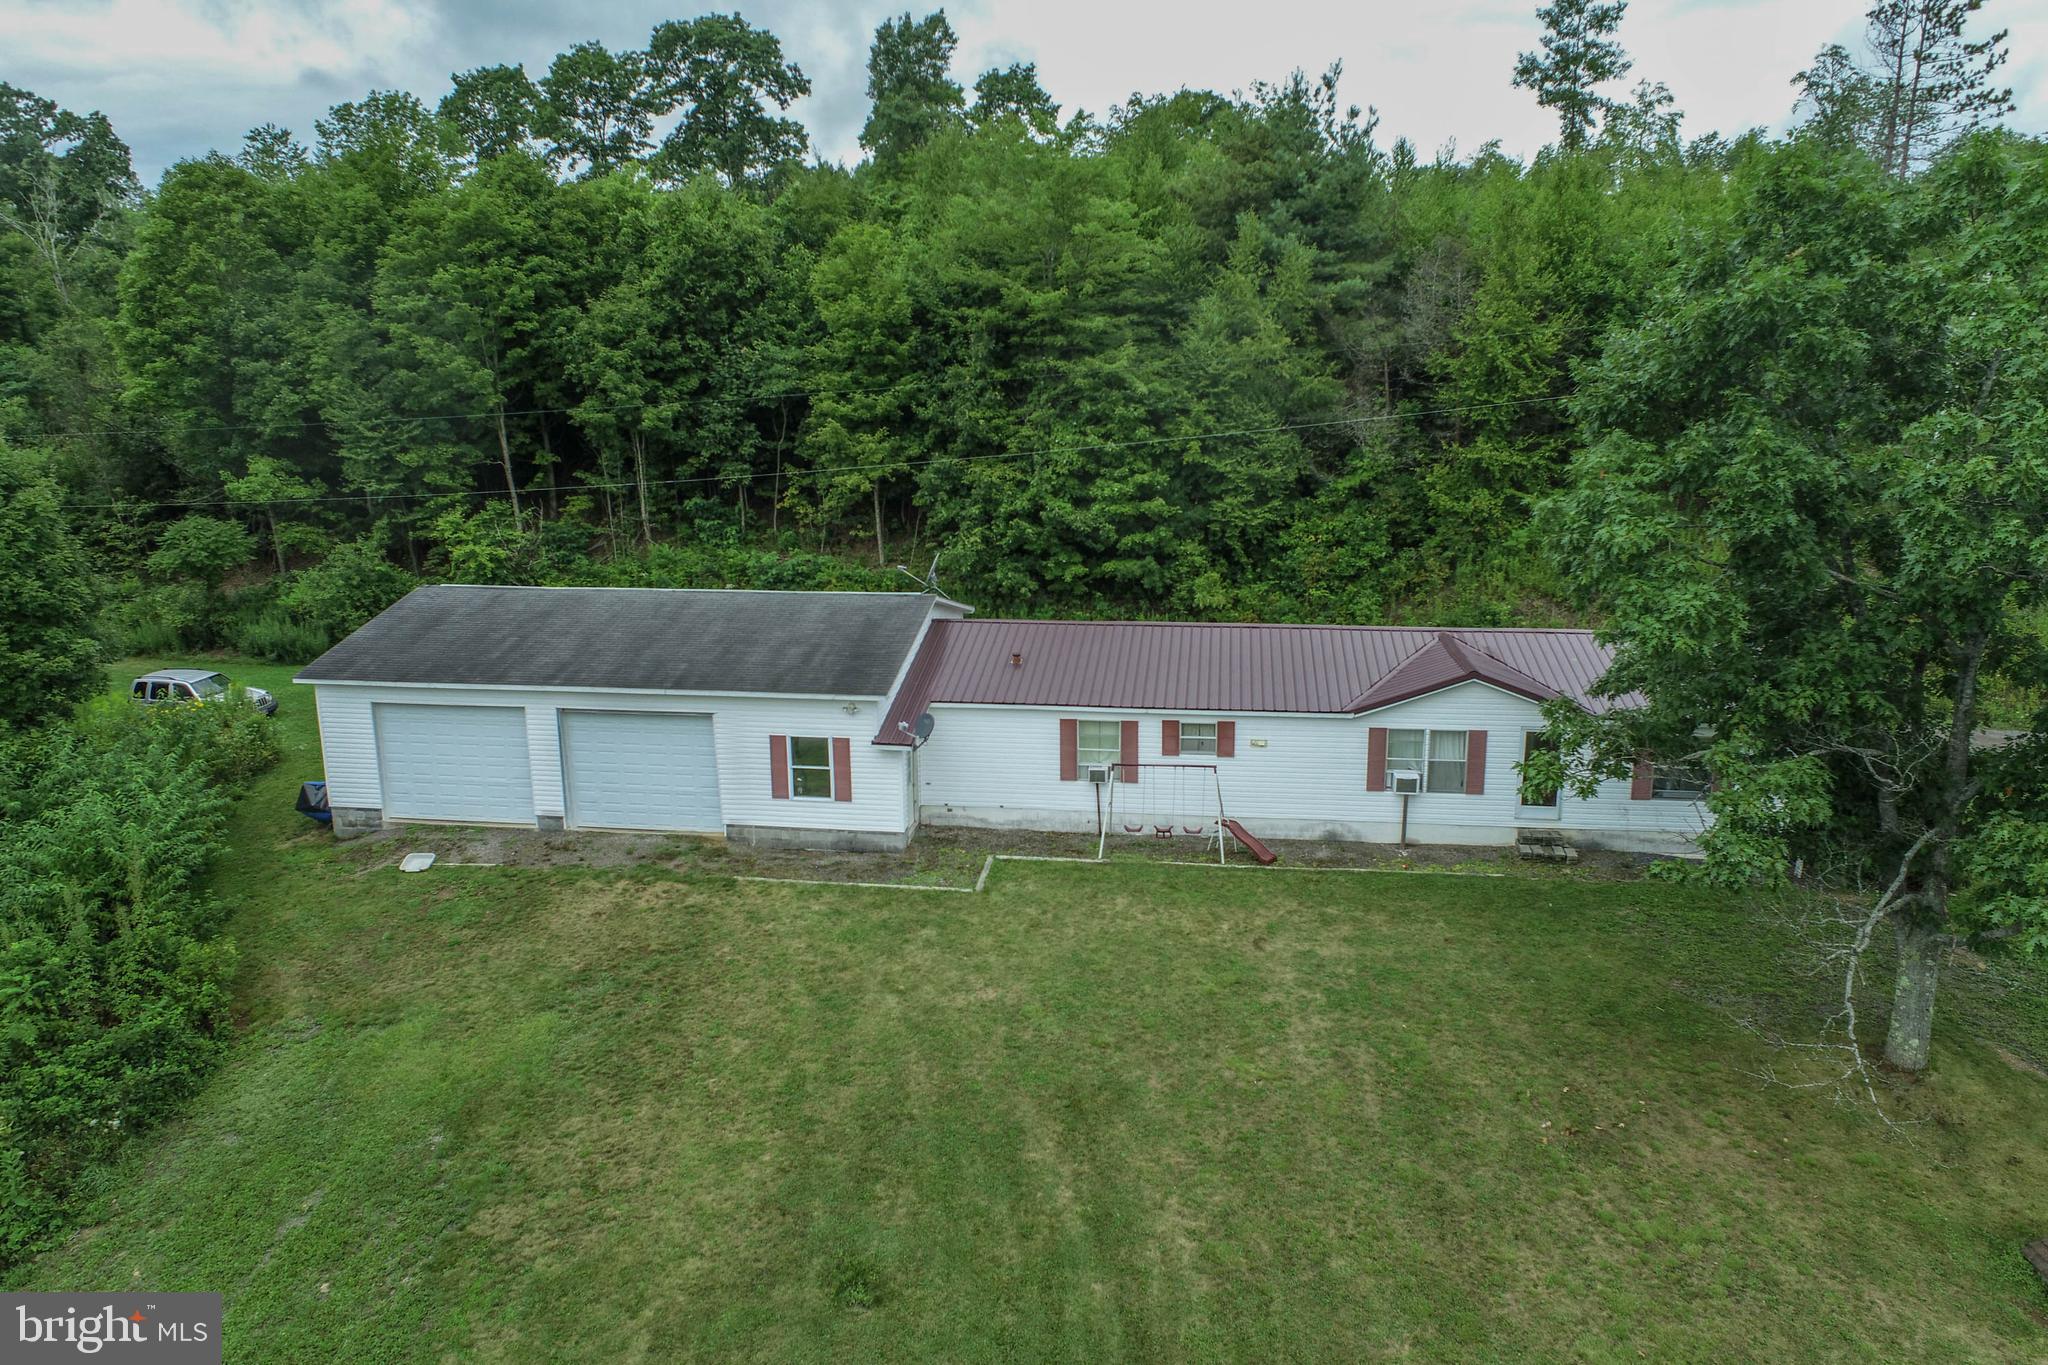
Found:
539,418 -> 557,519
1879,628 -> 1985,1073
1883,917 -> 1943,1071
494,407 -> 521,520
631,430 -> 652,548
873,483 -> 886,566
770,409 -> 786,535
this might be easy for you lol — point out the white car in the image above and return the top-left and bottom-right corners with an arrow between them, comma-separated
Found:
131,668 -> 278,716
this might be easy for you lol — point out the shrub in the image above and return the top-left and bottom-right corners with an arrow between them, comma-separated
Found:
277,537 -> 418,643
97,579 -> 207,656
231,607 -> 331,663
0,700 -> 277,1267
143,517 -> 256,647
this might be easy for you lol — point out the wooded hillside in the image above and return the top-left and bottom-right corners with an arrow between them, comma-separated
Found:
0,3 -> 2033,653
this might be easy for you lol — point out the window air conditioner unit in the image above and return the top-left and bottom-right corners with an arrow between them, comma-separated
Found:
1389,769 -> 1423,795
1087,765 -> 1111,785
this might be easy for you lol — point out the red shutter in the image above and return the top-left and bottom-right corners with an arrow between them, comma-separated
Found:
1631,758 -> 1654,801
769,734 -> 789,799
1119,720 -> 1139,781
831,737 -> 853,802
1367,726 -> 1388,791
1059,718 -> 1078,781
1162,719 -> 1180,757
1216,721 -> 1236,758
1465,730 -> 1487,795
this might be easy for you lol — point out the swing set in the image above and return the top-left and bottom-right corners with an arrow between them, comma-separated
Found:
1096,762 -> 1230,863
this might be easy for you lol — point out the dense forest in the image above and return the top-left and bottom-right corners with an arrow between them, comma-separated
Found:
0,1 -> 2022,664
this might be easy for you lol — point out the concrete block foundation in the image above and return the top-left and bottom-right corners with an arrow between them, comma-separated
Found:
331,806 -> 384,839
727,823 -> 912,853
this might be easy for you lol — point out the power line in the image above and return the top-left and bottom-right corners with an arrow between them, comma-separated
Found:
57,394 -> 1571,515
31,375 -> 937,442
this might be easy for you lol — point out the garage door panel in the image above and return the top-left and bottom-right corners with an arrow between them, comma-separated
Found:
562,710 -> 721,832
376,703 -> 534,824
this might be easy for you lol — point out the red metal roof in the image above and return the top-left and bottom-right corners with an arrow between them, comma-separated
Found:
876,618 -> 1637,745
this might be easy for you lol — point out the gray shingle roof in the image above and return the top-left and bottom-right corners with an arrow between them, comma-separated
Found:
297,586 -> 942,696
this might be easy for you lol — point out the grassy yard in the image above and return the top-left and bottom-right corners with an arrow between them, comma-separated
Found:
9,660 -> 2048,1360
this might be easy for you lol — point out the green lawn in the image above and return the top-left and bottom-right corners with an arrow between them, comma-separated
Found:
10,659 -> 2048,1360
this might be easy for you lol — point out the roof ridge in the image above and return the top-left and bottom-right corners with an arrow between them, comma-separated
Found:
1444,631 -> 1566,695
955,617 -> 1599,635
1338,633 -> 1456,711
425,583 -> 939,597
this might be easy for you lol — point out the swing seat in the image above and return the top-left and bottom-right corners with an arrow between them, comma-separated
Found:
1182,824 -> 1207,836
1122,823 -> 1145,834
1153,825 -> 1174,837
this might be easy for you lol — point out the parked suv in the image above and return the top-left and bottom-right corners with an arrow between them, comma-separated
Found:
131,669 -> 278,716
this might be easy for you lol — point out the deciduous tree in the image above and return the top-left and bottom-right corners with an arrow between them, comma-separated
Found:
1531,137 -> 2048,1077
540,42 -> 655,179
860,11 -> 965,166
440,65 -> 546,165
646,14 -> 811,188
0,84 -> 138,306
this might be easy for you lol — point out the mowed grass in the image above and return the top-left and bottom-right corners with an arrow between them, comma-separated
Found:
9,660 -> 2048,1360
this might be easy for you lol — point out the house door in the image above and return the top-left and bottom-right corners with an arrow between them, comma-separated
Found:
1519,730 -> 1560,818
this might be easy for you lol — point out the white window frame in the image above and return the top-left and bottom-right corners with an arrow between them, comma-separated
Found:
1076,719 -> 1121,774
1427,729 -> 1469,794
1178,720 -> 1218,756
1383,726 -> 1471,794
1385,727 -> 1426,788
788,735 -> 835,800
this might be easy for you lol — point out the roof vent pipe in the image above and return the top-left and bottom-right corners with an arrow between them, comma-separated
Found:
1011,652 -> 1023,668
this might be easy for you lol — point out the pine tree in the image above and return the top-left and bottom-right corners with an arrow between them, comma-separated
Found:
1511,0 -> 1632,153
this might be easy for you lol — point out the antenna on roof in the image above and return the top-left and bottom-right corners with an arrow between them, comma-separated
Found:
893,552 -> 945,597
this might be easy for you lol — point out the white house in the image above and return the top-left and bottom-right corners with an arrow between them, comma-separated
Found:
297,586 -> 1709,854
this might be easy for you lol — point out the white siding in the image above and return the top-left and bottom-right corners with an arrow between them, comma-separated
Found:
308,682 -> 911,836
914,681 -> 1707,851
314,687 -> 380,808
311,674 -> 1703,852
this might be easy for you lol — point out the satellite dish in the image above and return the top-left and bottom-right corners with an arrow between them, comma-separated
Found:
914,712 -> 935,740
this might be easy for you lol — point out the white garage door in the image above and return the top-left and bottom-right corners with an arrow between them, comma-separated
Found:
375,703 -> 535,825
560,710 -> 722,832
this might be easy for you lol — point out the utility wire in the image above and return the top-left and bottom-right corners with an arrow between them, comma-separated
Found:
57,394 -> 1571,515
33,375 -> 953,442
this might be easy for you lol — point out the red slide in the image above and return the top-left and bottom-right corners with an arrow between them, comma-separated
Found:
1221,818 -> 1278,865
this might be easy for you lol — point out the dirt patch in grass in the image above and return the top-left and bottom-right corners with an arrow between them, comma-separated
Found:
332,820 -> 1665,890
334,824 -> 688,870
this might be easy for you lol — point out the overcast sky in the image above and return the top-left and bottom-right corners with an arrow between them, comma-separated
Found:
9,0 -> 2048,185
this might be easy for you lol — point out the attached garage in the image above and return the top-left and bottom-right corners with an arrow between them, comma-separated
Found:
560,709 -> 721,832
374,702 -> 535,825
299,586 -> 958,847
